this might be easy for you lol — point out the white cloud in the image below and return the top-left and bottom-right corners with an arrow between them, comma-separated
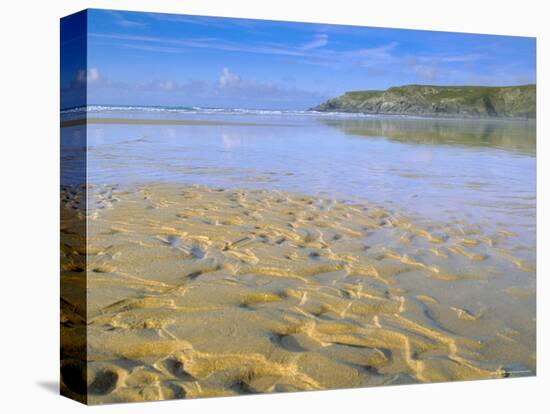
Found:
88,68 -> 100,83
158,80 -> 175,91
76,68 -> 101,84
219,67 -> 242,88
91,33 -> 402,72
90,33 -> 308,58
88,32 -> 504,86
301,34 -> 328,50
84,66 -> 329,109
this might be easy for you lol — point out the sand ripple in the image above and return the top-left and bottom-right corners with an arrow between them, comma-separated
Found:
60,184 -> 536,404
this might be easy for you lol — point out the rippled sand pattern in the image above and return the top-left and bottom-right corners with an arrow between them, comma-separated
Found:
60,184 -> 535,404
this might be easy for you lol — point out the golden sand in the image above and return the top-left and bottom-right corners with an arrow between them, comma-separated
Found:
60,184 -> 536,404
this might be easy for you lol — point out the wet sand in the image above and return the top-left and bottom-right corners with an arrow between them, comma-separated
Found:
61,183 -> 535,404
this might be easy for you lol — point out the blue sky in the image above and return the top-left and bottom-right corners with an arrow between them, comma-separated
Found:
69,9 -> 536,110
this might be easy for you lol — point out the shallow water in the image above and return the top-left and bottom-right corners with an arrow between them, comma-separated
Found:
73,110 -> 536,247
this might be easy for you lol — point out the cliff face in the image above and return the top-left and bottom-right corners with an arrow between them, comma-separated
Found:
311,84 -> 536,119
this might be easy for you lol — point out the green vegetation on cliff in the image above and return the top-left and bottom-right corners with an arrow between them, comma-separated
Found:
311,84 -> 536,119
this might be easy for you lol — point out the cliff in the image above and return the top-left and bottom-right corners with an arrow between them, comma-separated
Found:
311,84 -> 536,119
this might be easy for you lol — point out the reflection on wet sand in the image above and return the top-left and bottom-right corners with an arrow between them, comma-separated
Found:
321,117 -> 536,154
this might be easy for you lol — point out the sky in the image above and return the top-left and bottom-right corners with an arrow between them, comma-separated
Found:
62,9 -> 536,110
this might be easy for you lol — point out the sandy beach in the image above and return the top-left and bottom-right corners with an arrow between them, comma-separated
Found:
60,182 -> 535,404
58,9 -> 537,406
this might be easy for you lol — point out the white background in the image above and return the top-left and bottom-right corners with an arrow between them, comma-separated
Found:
0,0 -> 547,412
